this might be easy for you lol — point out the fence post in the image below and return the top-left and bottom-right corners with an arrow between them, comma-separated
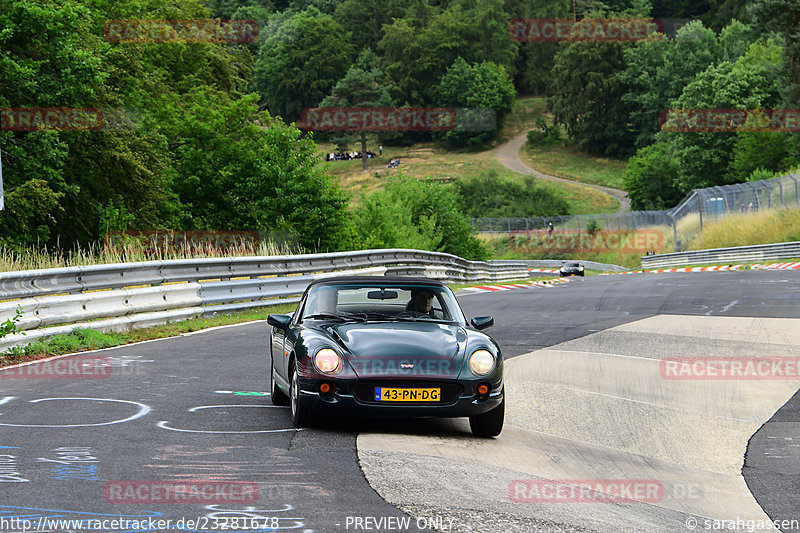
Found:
698,193 -> 703,230
672,214 -> 679,252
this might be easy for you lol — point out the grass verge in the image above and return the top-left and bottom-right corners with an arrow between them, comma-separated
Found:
686,208 -> 800,250
521,144 -> 628,190
0,302 -> 297,367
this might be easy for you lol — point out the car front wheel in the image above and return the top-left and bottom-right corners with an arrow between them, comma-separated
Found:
469,395 -> 504,437
290,363 -> 314,428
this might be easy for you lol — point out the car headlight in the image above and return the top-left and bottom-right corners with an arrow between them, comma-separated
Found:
314,348 -> 341,374
469,349 -> 495,376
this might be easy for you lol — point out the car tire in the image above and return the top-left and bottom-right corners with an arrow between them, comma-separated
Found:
469,394 -> 504,438
579,272 -> 585,277
270,360 -> 289,406
290,362 -> 314,428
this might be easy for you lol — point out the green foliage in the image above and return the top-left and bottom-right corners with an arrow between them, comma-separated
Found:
586,218 -> 600,235
746,167 -> 776,181
437,58 -> 516,146
750,0 -> 800,109
730,131 -> 799,181
378,1 -> 517,106
0,306 -> 25,340
334,0 -> 408,52
0,0 -> 351,253
550,40 -> 635,156
622,142 -> 684,210
526,117 -> 562,147
351,175 -> 488,260
318,49 -> 394,163
161,91 -> 349,250
254,8 -> 354,120
453,170 -> 570,218
669,38 -> 784,190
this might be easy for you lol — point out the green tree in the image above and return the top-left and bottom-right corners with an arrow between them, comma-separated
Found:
620,21 -> 720,148
334,0 -> 408,52
318,50 -> 394,170
254,8 -> 354,120
550,40 -> 635,156
351,175 -> 488,260
160,91 -> 348,250
670,38 -> 783,190
378,2 -> 517,106
438,58 -> 516,146
622,141 -> 684,209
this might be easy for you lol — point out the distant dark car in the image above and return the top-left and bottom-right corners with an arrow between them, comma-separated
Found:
560,262 -> 585,277
267,277 -> 504,437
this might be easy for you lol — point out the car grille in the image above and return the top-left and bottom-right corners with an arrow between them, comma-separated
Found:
351,381 -> 463,405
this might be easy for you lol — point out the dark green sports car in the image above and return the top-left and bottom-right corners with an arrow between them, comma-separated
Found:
267,276 -> 504,437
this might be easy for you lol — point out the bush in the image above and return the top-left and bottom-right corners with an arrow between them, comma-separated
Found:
454,170 -> 570,218
526,117 -> 562,147
350,175 -> 488,260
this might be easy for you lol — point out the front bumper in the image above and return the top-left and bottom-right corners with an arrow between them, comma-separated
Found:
296,377 -> 504,418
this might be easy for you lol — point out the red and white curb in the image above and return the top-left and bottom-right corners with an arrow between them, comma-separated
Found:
528,268 -> 561,273
751,262 -> 800,270
465,278 -> 572,293
602,265 -> 746,275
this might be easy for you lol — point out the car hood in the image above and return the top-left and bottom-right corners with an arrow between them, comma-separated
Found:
321,321 -> 467,379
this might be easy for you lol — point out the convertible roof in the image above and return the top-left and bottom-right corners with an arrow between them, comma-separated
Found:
307,276 -> 447,288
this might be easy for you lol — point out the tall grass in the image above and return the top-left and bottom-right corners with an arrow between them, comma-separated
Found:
0,238 -> 304,272
686,208 -> 800,251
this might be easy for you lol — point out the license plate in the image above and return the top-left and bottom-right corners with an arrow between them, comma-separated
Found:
374,387 -> 441,402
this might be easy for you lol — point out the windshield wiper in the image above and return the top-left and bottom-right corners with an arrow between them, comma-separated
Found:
362,312 -> 415,321
303,312 -> 368,323
303,313 -> 349,322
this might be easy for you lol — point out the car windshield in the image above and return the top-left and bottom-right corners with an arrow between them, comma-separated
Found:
300,283 -> 466,325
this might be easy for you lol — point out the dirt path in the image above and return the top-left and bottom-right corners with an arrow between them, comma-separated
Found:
494,132 -> 631,213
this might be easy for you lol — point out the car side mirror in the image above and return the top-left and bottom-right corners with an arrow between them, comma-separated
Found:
268,314 -> 292,330
470,316 -> 494,331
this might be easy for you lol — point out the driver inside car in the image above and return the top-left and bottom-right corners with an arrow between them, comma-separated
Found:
405,288 -> 436,317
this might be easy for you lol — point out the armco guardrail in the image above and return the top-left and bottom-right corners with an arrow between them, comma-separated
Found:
640,241 -> 800,269
488,259 -> 628,272
0,249 -> 534,352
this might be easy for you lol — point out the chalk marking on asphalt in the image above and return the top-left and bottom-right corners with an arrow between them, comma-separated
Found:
721,300 -> 739,313
156,421 -> 300,434
188,404 -> 286,412
0,398 -> 151,428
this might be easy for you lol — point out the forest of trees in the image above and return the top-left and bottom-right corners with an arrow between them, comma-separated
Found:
1,0 -> 798,258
